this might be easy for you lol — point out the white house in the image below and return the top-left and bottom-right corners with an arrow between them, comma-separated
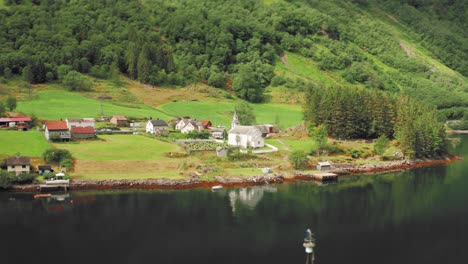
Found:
146,119 -> 169,134
66,118 -> 95,129
228,125 -> 265,148
180,121 -> 204,134
6,156 -> 31,176
175,118 -> 191,130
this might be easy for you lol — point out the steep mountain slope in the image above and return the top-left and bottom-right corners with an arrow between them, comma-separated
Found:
0,0 -> 466,118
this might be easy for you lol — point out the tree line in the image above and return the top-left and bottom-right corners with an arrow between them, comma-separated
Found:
304,85 -> 447,158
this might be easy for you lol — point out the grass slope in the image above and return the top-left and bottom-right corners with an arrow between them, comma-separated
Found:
17,90 -> 172,120
275,52 -> 341,87
56,135 -> 179,161
0,130 -> 51,157
159,101 -> 303,128
57,135 -> 190,180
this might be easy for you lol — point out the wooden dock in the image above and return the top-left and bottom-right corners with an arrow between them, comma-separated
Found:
295,172 -> 338,182
311,172 -> 338,181
39,184 -> 69,192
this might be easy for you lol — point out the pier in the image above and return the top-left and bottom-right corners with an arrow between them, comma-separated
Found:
295,172 -> 338,182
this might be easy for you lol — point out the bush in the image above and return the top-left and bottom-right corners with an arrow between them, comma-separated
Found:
63,71 -> 93,91
349,149 -> 363,159
373,135 -> 390,155
270,75 -> 287,87
43,149 -> 73,169
11,173 -> 36,184
290,150 -> 308,169
0,171 -> 14,189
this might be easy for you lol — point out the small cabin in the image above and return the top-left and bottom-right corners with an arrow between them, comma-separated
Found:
316,161 -> 332,171
38,165 -> 54,175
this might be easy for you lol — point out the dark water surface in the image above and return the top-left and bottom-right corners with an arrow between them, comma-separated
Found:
2,135 -> 468,264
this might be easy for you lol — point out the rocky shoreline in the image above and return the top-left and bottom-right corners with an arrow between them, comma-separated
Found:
10,156 -> 461,193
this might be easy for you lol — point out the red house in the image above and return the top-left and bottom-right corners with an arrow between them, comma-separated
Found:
71,126 -> 96,140
200,120 -> 212,129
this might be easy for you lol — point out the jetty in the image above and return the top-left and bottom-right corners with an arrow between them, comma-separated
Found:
295,172 -> 338,182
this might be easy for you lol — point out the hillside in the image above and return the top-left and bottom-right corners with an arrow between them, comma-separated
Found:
0,0 -> 467,121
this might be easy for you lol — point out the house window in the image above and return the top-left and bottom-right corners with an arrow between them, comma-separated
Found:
258,141 -> 260,144
22,165 -> 26,169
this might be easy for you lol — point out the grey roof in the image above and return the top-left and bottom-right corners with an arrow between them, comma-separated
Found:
317,161 -> 331,166
189,120 -> 202,127
254,125 -> 269,134
38,165 -> 53,170
150,119 -> 168,126
5,156 -> 31,165
229,126 -> 262,136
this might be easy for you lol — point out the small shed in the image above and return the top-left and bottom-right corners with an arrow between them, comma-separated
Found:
110,115 -> 129,127
316,161 -> 332,171
71,126 -> 96,139
38,165 -> 54,174
216,146 -> 228,157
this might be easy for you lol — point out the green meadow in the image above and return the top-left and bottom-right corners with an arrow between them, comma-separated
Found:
17,90 -> 173,120
0,130 -> 51,157
56,135 -> 180,161
160,101 -> 303,128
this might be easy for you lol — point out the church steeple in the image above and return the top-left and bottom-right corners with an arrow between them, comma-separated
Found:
231,111 -> 240,129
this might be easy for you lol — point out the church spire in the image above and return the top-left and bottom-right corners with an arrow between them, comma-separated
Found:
231,110 -> 240,129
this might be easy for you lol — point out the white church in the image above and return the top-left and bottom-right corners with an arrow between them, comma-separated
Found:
227,111 -> 265,148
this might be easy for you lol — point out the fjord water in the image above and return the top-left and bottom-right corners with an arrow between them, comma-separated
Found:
2,136 -> 467,264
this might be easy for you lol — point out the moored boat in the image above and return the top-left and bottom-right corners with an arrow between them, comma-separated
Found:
211,185 -> 223,191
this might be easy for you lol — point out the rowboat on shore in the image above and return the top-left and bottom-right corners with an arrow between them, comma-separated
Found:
211,185 -> 223,191
34,193 -> 52,199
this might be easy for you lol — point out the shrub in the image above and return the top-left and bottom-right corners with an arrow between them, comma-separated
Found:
11,173 -> 36,184
43,149 -> 73,168
289,150 -> 308,169
350,149 -> 363,159
63,71 -> 93,91
373,135 -> 390,155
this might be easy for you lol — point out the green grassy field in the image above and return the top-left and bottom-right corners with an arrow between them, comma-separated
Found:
56,135 -> 180,161
275,52 -> 341,87
16,90 -> 173,120
0,130 -> 51,157
57,135 -> 191,180
267,138 -> 317,152
160,101 -> 303,128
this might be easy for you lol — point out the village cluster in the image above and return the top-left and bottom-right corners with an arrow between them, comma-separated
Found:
1,112 -> 280,176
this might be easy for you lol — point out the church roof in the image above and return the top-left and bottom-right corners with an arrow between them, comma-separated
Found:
229,125 -> 261,136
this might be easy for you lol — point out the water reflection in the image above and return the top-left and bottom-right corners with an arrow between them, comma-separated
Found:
228,185 -> 277,213
0,135 -> 466,264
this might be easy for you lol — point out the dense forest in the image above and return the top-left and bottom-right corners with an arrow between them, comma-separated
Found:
1,0 -> 466,104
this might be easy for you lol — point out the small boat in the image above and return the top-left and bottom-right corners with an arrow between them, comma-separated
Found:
45,172 -> 70,185
211,185 -> 223,191
34,193 -> 52,199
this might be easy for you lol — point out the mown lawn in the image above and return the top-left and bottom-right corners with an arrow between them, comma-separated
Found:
55,135 -> 181,161
267,138 -> 317,152
55,135 -> 195,180
160,101 -> 303,128
0,130 -> 51,157
17,90 -> 173,120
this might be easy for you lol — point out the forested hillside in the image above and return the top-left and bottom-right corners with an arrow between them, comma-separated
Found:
0,0 -> 466,116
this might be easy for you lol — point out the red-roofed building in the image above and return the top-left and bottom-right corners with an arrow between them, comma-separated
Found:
71,126 -> 96,139
0,116 -> 32,130
44,121 -> 70,141
200,120 -> 212,129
